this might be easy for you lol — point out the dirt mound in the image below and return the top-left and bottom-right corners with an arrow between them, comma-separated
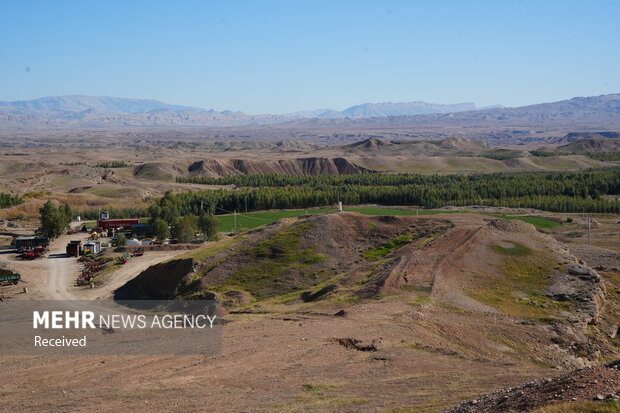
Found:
189,212 -> 452,300
114,258 -> 193,299
442,360 -> 620,412
187,157 -> 370,177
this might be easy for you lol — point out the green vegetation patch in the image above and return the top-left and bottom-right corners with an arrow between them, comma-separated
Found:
469,253 -> 571,320
583,152 -> 620,162
219,223 -> 327,298
96,161 -> 130,168
478,149 -> 523,160
216,209 -> 334,232
174,235 -> 247,263
362,234 -> 415,260
0,192 -> 23,209
529,150 -> 573,157
492,241 -> 532,256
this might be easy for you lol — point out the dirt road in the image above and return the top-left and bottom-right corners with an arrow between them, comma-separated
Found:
3,228 -> 186,301
44,234 -> 80,300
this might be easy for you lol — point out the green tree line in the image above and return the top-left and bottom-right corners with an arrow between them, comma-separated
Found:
0,192 -> 23,209
38,201 -> 72,239
171,169 -> 620,214
95,161 -> 131,168
529,150 -> 620,161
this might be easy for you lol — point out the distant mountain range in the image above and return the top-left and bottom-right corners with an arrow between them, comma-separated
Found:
290,101 -> 480,119
0,93 -> 619,131
0,95 -> 202,114
0,95 -> 484,120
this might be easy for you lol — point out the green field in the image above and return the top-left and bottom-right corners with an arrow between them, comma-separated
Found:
216,208 -> 336,232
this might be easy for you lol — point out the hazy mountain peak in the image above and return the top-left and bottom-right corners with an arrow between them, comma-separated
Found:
0,95 -> 202,114
298,101 -> 478,119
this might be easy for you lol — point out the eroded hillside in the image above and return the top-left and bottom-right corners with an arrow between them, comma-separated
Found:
118,212 -> 620,369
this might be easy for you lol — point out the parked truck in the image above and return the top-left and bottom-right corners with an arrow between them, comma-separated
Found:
0,271 -> 20,285
66,240 -> 82,257
12,235 -> 49,251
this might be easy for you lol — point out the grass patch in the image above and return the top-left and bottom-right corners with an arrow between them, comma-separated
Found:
173,235 -> 247,263
401,285 -> 432,292
468,254 -> 571,320
417,233 -> 440,249
215,208 -> 335,232
492,241 -> 532,256
218,223 -> 327,298
362,234 -> 414,260
407,295 -> 431,306
269,382 -> 366,411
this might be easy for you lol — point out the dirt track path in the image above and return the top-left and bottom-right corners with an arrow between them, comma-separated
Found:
7,228 -> 185,301
44,235 -> 80,300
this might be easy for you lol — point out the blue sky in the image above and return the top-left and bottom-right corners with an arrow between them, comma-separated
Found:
1,0 -> 619,114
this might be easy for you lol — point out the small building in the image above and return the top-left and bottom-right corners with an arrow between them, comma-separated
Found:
66,240 -> 82,257
13,235 -> 49,250
82,241 -> 101,255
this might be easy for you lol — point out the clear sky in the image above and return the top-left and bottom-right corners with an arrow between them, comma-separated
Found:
1,0 -> 619,114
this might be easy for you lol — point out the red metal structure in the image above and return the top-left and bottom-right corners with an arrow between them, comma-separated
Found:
97,219 -> 139,230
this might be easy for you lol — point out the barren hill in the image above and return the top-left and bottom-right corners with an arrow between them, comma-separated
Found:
187,157 -> 370,177
117,212 -> 618,368
342,137 -> 488,156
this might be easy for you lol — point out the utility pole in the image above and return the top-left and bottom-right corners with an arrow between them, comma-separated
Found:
588,216 -> 592,246
233,210 -> 237,233
245,196 -> 248,213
